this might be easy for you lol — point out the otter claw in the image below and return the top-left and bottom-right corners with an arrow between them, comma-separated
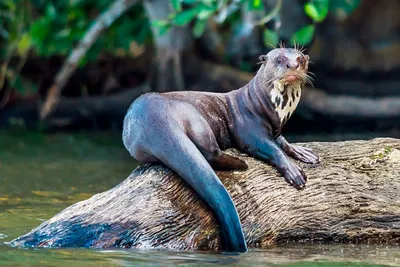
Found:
283,162 -> 307,190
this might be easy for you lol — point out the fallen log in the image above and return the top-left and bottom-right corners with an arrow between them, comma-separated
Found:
9,138 -> 400,251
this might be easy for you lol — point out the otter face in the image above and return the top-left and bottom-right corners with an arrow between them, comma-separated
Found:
259,48 -> 310,86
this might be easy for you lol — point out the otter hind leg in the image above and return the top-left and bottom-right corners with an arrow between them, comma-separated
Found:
187,124 -> 248,171
210,152 -> 248,171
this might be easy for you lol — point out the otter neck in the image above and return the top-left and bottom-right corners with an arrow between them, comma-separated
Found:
225,71 -> 303,136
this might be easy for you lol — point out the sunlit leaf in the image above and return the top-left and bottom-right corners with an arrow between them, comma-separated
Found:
304,0 -> 329,22
197,5 -> 215,20
173,7 -> 198,26
17,33 -> 31,55
170,0 -> 182,12
248,0 -> 264,10
263,28 -> 279,47
193,19 -> 207,38
290,24 -> 315,46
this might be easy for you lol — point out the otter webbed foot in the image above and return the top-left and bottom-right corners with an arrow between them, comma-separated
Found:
276,136 -> 320,164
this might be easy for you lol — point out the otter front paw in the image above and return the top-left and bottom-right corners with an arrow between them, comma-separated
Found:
282,162 -> 307,190
276,136 -> 320,165
285,144 -> 320,164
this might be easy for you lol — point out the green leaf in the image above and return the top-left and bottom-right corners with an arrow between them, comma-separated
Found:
290,24 -> 315,46
304,3 -> 319,21
151,20 -> 169,28
173,8 -> 198,26
30,17 -> 49,43
263,28 -> 279,47
304,0 -> 329,23
196,3 -> 217,20
17,33 -> 31,55
248,0 -> 264,10
193,19 -> 207,38
170,0 -> 182,12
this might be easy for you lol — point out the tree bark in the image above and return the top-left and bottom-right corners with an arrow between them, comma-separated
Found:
9,138 -> 400,251
143,0 -> 192,92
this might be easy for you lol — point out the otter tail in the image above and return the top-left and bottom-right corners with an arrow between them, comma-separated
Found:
151,131 -> 247,252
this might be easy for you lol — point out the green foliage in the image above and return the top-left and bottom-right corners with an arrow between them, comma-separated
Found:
0,0 -> 152,95
304,0 -> 329,23
160,0 -> 361,47
290,25 -> 315,46
1,0 -> 151,60
263,29 -> 279,47
170,0 -> 182,12
0,0 -> 364,93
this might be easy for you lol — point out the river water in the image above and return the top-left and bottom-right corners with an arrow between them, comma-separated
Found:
0,131 -> 399,266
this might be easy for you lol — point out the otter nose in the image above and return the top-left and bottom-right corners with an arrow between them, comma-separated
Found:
286,61 -> 299,70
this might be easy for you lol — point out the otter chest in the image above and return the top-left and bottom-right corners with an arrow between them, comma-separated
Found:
270,81 -> 302,124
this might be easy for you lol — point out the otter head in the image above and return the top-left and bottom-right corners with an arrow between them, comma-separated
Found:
258,47 -> 310,87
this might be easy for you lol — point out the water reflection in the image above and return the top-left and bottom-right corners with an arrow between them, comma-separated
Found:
2,244 -> 399,266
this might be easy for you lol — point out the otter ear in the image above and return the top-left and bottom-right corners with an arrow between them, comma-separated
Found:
304,55 -> 310,62
258,55 -> 268,62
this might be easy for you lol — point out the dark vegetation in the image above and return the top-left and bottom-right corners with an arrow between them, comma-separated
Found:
1,0 -> 399,140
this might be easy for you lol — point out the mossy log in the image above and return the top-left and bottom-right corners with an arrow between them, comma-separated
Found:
10,138 -> 400,251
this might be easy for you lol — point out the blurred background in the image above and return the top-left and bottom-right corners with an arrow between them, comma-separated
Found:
0,0 -> 399,141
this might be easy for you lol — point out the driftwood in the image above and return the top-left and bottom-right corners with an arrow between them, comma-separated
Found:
9,138 -> 400,251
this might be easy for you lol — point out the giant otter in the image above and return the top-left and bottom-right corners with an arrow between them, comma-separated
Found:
122,47 -> 320,253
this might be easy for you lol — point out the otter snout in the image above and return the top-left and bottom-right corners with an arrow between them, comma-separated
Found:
286,61 -> 299,70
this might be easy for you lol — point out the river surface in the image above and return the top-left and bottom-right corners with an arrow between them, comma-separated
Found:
0,130 -> 399,266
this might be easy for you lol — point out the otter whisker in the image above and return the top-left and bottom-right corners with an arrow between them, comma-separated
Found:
279,41 -> 286,49
266,43 -> 277,49
304,72 -> 315,81
304,75 -> 314,88
307,71 -> 316,77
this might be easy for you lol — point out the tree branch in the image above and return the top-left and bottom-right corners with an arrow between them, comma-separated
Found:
39,0 -> 140,120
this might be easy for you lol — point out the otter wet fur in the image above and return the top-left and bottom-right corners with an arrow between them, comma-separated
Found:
122,47 -> 320,252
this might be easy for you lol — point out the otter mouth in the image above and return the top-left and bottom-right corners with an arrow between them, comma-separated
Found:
282,72 -> 305,84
